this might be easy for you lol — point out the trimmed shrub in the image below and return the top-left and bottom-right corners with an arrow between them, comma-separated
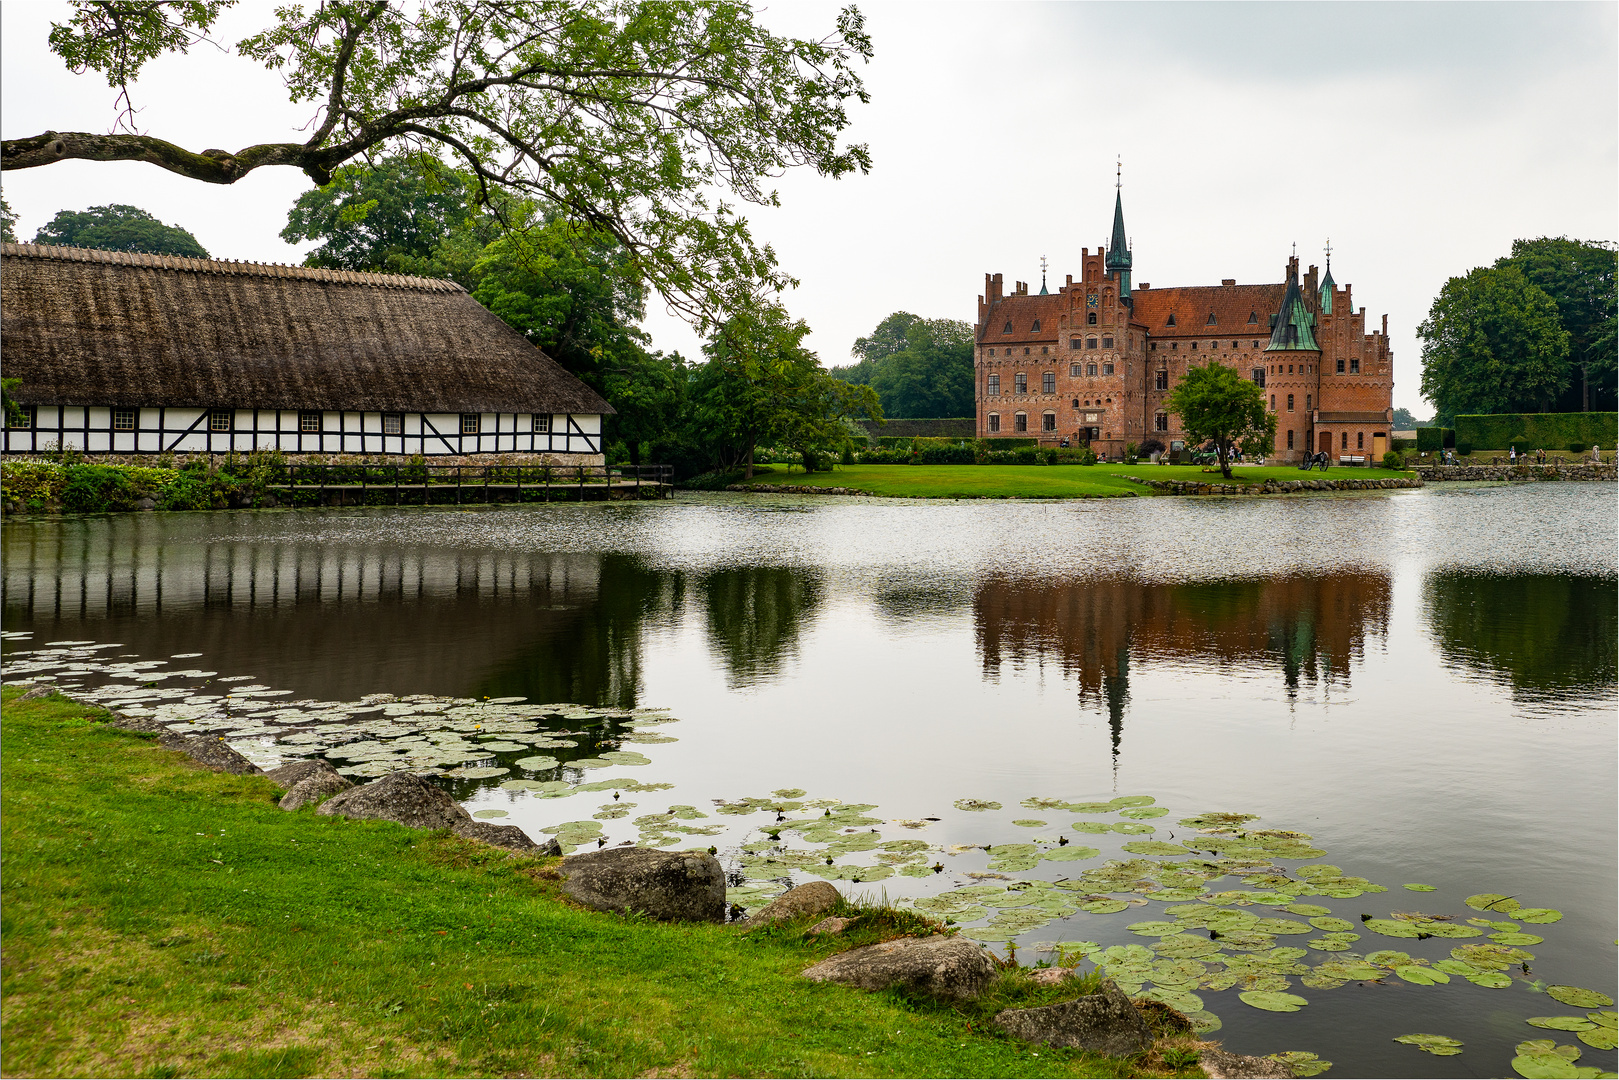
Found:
60,465 -> 138,513
1568,442 -> 1588,454
1456,443 -> 1473,456
915,443 -> 975,465
980,437 -> 1039,450
1382,451 -> 1403,469
1454,412 -> 1619,452
856,448 -> 912,465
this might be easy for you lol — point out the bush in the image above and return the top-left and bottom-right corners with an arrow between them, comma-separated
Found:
856,448 -> 912,465
1138,438 -> 1165,458
1382,451 -> 1403,469
60,465 -> 138,513
1416,427 -> 1450,452
1454,412 -> 1618,452
915,443 -> 974,465
840,444 -> 854,466
159,472 -> 217,511
1456,442 -> 1473,456
1568,442 -> 1588,454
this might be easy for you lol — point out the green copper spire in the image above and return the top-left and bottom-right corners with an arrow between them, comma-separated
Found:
1105,162 -> 1132,300
1266,261 -> 1319,352
1319,240 -> 1335,315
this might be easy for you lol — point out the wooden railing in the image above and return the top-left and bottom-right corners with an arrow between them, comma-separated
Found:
262,463 -> 674,505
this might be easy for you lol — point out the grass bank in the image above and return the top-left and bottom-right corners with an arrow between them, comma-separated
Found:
730,463 -> 1417,499
0,688 -> 1201,1079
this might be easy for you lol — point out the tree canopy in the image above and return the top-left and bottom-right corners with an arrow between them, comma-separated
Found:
1,198 -> 16,243
1391,407 -> 1429,430
1494,237 -> 1617,412
1418,265 -> 1571,424
31,203 -> 209,257
831,312 -> 975,418
9,0 -> 873,321
1163,362 -> 1277,479
281,156 -> 480,277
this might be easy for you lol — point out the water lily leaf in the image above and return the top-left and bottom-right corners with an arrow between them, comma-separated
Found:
1511,1045 -> 1583,1079
1118,807 -> 1169,819
1239,990 -> 1307,1012
1267,1051 -> 1331,1077
1367,950 -> 1414,967
954,799 -> 1001,812
1042,846 -> 1099,862
472,741 -> 530,753
961,928 -> 1019,942
1591,1012 -> 1618,1029
1307,916 -> 1354,933
1493,932 -> 1546,946
1433,959 -> 1477,976
1111,795 -> 1156,808
1283,904 -> 1332,917
1307,937 -> 1357,952
1530,1018 -> 1600,1032
1466,893 -> 1522,913
1548,987 -> 1616,1009
1517,1040 -> 1582,1060
1120,841 -> 1190,856
1070,821 -> 1113,834
1250,918 -> 1312,935
1453,943 -> 1535,970
1576,1027 -> 1617,1051
1126,921 -> 1183,937
1079,898 -> 1129,914
1179,812 -> 1258,828
1142,987 -> 1204,1014
1394,1033 -> 1463,1056
1402,883 -> 1437,892
1515,908 -> 1565,924
471,808 -> 509,819
1396,965 -> 1450,985
1364,919 -> 1423,938
514,755 -> 560,771
770,788 -> 806,798
1011,819 -> 1047,828
444,765 -> 509,779
1466,970 -> 1515,988
1110,822 -> 1155,835
1065,801 -> 1117,814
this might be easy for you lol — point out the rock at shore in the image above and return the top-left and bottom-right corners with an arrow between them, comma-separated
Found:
315,771 -> 471,830
1200,1048 -> 1296,1078
452,820 -> 541,852
801,935 -> 997,1000
266,758 -> 345,790
559,847 -> 725,922
741,881 -> 841,929
990,979 -> 1154,1056
280,769 -> 353,811
157,733 -> 263,775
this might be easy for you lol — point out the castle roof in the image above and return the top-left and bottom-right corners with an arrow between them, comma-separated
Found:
1265,269 -> 1321,352
1130,284 -> 1286,338
0,243 -> 612,415
1105,190 -> 1131,270
978,292 -> 1069,343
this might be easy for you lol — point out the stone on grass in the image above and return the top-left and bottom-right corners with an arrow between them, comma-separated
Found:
807,916 -> 852,936
1199,1049 -> 1296,1079
990,980 -> 1153,1056
1028,966 -> 1082,987
453,820 -> 540,852
559,847 -> 725,922
316,771 -> 471,830
266,758 -> 346,790
279,770 -> 352,811
16,684 -> 53,701
158,733 -> 263,775
801,935 -> 997,1000
742,881 -> 841,929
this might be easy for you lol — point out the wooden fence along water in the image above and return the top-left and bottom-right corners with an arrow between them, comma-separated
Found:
263,463 -> 674,505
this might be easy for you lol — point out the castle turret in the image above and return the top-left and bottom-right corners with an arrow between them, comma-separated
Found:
1266,258 -> 1320,352
1320,241 -> 1336,315
1105,189 -> 1132,303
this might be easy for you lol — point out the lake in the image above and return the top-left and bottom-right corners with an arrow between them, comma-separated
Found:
4,482 -> 1615,1077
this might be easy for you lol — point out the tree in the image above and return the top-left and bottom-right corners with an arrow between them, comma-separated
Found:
10,1 -> 873,320
1495,237 -> 1617,412
1,198 -> 16,243
1391,407 -> 1428,429
1163,362 -> 1277,479
832,312 -> 975,418
31,203 -> 208,256
1418,266 -> 1571,423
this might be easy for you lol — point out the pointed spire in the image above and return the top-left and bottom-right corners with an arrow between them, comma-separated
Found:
1319,239 -> 1336,314
1039,254 -> 1049,295
1266,259 -> 1320,352
1105,160 -> 1132,302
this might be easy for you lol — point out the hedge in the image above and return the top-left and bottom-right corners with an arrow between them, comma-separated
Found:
1453,412 -> 1619,451
1415,427 -> 1454,451
978,437 -> 1039,449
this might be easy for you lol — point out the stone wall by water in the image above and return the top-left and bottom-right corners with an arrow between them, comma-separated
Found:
1127,476 -> 1424,496
1415,463 -> 1617,482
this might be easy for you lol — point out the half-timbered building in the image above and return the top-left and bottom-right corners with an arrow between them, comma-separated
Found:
0,243 -> 611,460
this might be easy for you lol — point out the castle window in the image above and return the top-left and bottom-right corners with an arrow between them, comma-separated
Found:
1103,362 -> 1114,375
1270,394 -> 1276,410
1287,429 -> 1295,450
1342,431 -> 1350,450
1251,368 -> 1265,387
1253,341 -> 1260,348
112,408 -> 136,432
1154,412 -> 1168,432
1042,372 -> 1056,394
1190,341 -> 1197,350
1003,320 -> 1012,334
1287,394 -> 1294,412
1087,363 -> 1098,377
1070,363 -> 1081,377
1248,311 -> 1258,323
210,409 -> 233,432
1042,346 -> 1049,354
1232,342 -> 1239,349
1070,337 -> 1082,350
1336,358 -> 1345,373
299,411 -> 321,433
1288,365 -> 1294,374
1102,336 -> 1114,349
1031,320 -> 1041,332
1171,342 -> 1177,350
1014,412 -> 1028,432
1015,373 -> 1028,394
1086,337 -> 1097,349
461,414 -> 481,435
1042,412 -> 1057,432
1206,312 -> 1217,324
1166,313 -> 1177,327
987,374 -> 1000,395
1350,357 -> 1360,373
1306,394 -> 1311,410
1357,431 -> 1365,449
384,413 -> 404,434
1155,369 -> 1169,390
988,413 -> 1000,433
1087,312 -> 1097,325
1024,347 -> 1031,355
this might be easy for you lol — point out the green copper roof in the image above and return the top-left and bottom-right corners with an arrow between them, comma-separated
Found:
1105,190 -> 1131,270
1266,271 -> 1319,352
1319,262 -> 1336,315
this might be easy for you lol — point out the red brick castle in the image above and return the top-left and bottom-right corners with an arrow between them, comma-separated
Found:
974,189 -> 1394,463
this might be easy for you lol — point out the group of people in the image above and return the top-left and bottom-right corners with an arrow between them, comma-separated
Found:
1501,445 -> 1603,465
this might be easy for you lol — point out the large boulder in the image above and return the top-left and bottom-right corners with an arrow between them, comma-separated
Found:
801,935 -> 997,1000
266,758 -> 345,790
1200,1049 -> 1295,1079
990,980 -> 1153,1056
280,770 -> 353,811
158,733 -> 263,775
741,881 -> 841,929
559,847 -> 725,922
315,771 -> 471,830
453,820 -> 542,852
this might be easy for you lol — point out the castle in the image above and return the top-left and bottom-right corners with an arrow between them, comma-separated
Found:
974,190 -> 1394,463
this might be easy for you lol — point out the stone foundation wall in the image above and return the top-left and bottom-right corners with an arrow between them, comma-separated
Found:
1414,464 -> 1617,482
1127,476 -> 1424,496
2,450 -> 606,468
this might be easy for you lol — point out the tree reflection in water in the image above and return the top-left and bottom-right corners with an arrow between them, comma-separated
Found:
699,566 -> 824,689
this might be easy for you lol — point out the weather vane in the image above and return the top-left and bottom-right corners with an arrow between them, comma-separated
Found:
1325,238 -> 1332,267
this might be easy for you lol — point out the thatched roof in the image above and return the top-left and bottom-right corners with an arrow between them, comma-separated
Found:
0,243 -> 612,415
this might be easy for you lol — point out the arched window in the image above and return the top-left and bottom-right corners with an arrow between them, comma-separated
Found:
1070,363 -> 1081,377
1342,431 -> 1349,450
1155,369 -> 1169,390
1069,337 -> 1082,350
1014,373 -> 1028,393
1154,412 -> 1168,431
1350,357 -> 1361,373
1102,362 -> 1114,375
1042,412 -> 1057,432
1086,337 -> 1098,349
1357,431 -> 1364,449
1270,394 -> 1276,409
1087,312 -> 1097,325
1287,429 -> 1294,449
1024,347 -> 1031,355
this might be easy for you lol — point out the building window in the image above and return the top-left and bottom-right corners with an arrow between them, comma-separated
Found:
1031,320 -> 1041,332
1287,394 -> 1294,411
112,408 -> 136,432
1024,347 -> 1031,356
1041,346 -> 1049,354
1206,313 -> 1217,325
1042,372 -> 1056,394
1248,311 -> 1258,324
1003,320 -> 1013,334
461,414 -> 481,434
1087,312 -> 1097,325
1014,412 -> 1028,433
1171,342 -> 1177,350
1155,369 -> 1169,390
1085,337 -> 1096,350
1190,341 -> 1198,350
1042,412 -> 1057,432
1166,313 -> 1177,327
1357,431 -> 1365,449
1150,342 -> 1157,351
1102,336 -> 1114,349
1252,368 -> 1266,387
1253,341 -> 1260,348
1350,357 -> 1360,373
1342,431 -> 1350,450
1287,429 -> 1295,449
988,413 -> 1000,433
532,414 -> 551,433
1070,337 -> 1082,350
1270,394 -> 1276,409
1154,412 -> 1168,432
1306,394 -> 1311,411
1232,342 -> 1239,349
1103,362 -> 1114,375
1070,363 -> 1081,377
209,409 -> 232,432
1014,373 -> 1028,394
383,413 -> 403,435
14,404 -> 35,428
1336,358 -> 1345,373
987,374 -> 1000,395
299,411 -> 321,433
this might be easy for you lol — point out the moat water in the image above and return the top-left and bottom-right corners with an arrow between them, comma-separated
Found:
4,483 -> 1615,1077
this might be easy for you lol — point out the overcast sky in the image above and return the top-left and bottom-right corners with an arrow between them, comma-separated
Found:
3,1 -> 1615,415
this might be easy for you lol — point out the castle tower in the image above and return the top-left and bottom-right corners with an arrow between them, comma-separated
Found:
1105,188 -> 1132,303
1266,255 -> 1324,460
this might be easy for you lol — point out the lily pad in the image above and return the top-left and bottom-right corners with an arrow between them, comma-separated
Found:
1266,1051 -> 1331,1077
1110,822 -> 1155,835
1529,1017 -> 1600,1032
1118,807 -> 1169,819
1466,970 -> 1515,988
1493,932 -> 1546,946
1402,883 -> 1437,892
1516,908 -> 1565,924
1577,1027 -> 1617,1051
1239,990 -> 1307,1012
1011,819 -> 1047,828
1179,812 -> 1258,828
1363,918 -> 1423,938
472,808 -> 509,819
1394,1033 -> 1463,1056
1548,987 -> 1616,1009
954,799 -> 1001,812
1511,1040 -> 1585,1079
1396,965 -> 1451,985
1466,893 -> 1522,913
1283,904 -> 1332,917
513,755 -> 560,771
1079,898 -> 1129,914
1307,916 -> 1354,933
1120,841 -> 1190,856
1126,921 -> 1183,937
1069,821 -> 1113,834
1042,846 -> 1099,862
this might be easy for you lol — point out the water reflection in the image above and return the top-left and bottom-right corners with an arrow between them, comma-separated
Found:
699,567 -> 824,689
1423,571 -> 1618,705
975,574 -> 1393,756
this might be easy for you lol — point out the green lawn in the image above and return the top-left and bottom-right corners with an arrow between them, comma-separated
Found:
0,689 -> 1200,1079
735,462 -> 1416,499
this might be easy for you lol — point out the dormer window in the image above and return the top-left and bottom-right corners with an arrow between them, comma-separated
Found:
1166,313 -> 1176,327
1248,311 -> 1259,324
1031,319 -> 1041,332
1206,312 -> 1217,325
1002,320 -> 1012,334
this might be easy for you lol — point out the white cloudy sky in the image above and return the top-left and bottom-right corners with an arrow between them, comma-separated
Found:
3,1 -> 1615,415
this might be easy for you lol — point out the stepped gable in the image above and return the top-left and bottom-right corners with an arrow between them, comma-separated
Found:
0,242 -> 611,416
1130,282 -> 1286,338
